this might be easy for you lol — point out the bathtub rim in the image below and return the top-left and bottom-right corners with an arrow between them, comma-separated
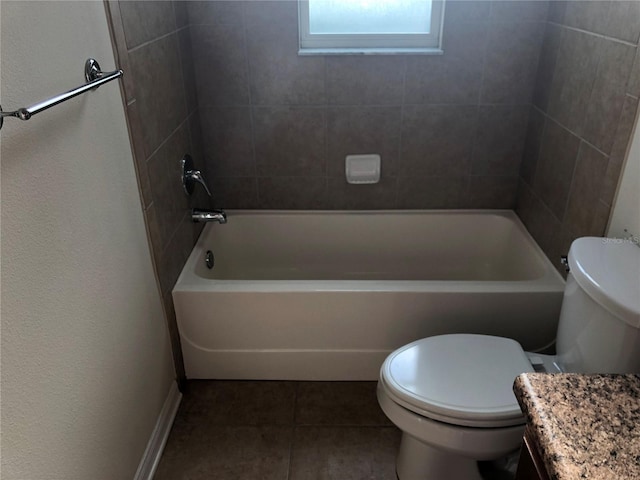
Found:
174,209 -> 565,293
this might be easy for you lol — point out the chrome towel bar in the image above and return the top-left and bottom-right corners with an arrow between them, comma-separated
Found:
0,58 -> 123,130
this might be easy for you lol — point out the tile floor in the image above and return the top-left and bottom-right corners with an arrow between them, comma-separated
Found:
154,381 -> 516,480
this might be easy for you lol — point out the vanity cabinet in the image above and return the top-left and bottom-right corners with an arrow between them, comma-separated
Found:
515,428 -> 550,480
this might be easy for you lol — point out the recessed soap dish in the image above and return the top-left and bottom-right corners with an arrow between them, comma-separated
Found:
345,154 -> 381,184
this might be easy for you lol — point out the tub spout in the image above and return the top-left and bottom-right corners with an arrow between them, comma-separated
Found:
192,208 -> 227,224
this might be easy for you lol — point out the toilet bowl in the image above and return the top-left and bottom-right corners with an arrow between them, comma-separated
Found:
377,334 -> 535,479
378,238 -> 640,480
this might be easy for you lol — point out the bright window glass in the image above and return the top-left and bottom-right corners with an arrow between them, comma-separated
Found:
308,0 -> 432,35
299,0 -> 445,53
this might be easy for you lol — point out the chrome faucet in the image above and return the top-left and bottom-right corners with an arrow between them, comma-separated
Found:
180,154 -> 228,225
181,154 -> 211,196
183,169 -> 211,196
192,208 -> 227,224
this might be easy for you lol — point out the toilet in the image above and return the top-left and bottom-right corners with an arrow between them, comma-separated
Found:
377,237 -> 640,480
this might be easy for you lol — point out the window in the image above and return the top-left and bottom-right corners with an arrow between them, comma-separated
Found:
298,0 -> 445,55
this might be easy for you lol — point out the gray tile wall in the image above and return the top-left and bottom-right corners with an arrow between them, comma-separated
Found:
517,0 -> 640,274
190,0 -> 549,210
105,0 -> 213,386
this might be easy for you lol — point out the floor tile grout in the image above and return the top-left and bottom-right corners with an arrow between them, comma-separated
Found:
155,381 -> 404,479
155,380 -> 517,479
285,382 -> 300,480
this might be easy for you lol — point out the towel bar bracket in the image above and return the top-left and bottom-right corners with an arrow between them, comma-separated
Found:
85,58 -> 104,83
0,58 -> 123,131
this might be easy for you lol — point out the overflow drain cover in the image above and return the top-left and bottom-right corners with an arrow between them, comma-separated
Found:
205,250 -> 214,269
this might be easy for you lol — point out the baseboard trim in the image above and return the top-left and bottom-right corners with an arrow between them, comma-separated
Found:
134,381 -> 182,480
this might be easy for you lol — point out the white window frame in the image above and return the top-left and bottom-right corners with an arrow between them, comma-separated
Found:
298,0 -> 445,55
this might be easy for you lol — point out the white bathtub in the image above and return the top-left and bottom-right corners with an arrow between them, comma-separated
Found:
173,210 -> 565,380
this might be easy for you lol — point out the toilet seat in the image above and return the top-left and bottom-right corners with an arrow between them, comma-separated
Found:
380,334 -> 534,428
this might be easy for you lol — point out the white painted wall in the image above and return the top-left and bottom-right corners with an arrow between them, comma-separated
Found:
609,107 -> 640,241
1,2 -> 175,479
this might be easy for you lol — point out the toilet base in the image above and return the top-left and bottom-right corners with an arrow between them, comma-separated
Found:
396,433 -> 483,480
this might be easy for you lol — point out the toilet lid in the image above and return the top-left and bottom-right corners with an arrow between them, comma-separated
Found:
381,334 -> 534,428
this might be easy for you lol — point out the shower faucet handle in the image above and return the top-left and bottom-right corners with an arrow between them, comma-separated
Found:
181,154 -> 211,197
184,168 -> 212,197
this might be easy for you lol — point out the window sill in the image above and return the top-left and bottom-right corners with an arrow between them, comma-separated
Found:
297,47 -> 444,56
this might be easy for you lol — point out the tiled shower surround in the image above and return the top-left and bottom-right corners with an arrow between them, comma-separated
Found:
192,0 -> 548,210
105,0 -> 640,383
516,1 -> 640,267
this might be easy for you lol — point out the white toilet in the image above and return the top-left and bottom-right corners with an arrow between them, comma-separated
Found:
377,237 -> 640,480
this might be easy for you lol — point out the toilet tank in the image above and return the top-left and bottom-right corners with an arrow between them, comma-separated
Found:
556,237 -> 640,373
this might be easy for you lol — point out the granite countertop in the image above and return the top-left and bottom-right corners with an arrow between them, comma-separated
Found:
513,373 -> 640,480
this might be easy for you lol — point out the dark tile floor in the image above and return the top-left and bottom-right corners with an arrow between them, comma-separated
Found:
154,381 -> 516,480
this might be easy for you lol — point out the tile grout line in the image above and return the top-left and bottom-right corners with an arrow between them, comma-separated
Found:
559,140 -> 585,227
127,28 -> 179,55
527,105 -> 550,190
323,54 -> 329,207
469,2 -> 494,207
144,116 -> 191,165
285,382 -> 300,480
240,2 -> 260,208
199,101 -> 535,108
548,21 -> 639,49
538,107 -> 611,160
155,381 -> 401,479
394,56 -> 410,208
